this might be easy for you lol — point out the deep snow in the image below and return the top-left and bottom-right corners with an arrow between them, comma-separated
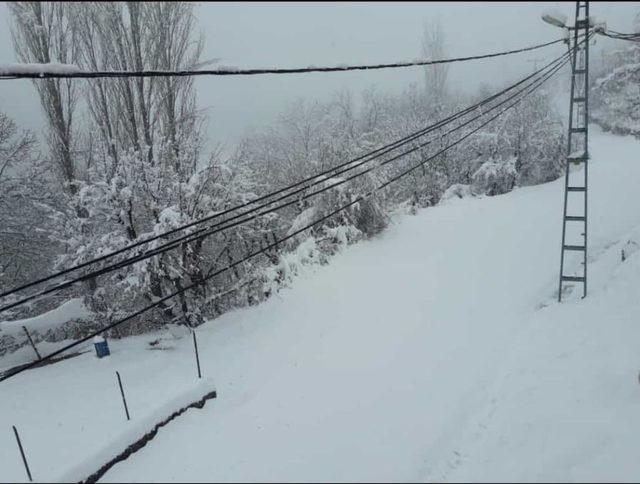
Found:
1,126 -> 639,482
0,298 -> 89,339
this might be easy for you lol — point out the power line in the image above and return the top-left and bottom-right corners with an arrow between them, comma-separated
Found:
0,37 -> 565,80
0,37 -> 576,302
71,52 -> 574,275
0,49 -> 573,312
599,30 -> 640,42
1,45 -> 578,302
0,51 -> 571,384
2,47 -> 576,312
2,58 -> 569,382
0,98 -> 486,301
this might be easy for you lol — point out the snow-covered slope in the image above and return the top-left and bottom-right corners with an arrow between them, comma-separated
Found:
2,126 -> 640,482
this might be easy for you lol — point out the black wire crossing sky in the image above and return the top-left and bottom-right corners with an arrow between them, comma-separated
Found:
0,37 -> 565,79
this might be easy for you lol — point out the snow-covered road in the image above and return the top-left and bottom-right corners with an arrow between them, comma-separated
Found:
103,127 -> 640,482
2,127 -> 640,482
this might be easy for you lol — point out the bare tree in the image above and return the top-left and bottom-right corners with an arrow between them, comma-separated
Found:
70,2 -> 203,164
421,19 -> 449,107
8,2 -> 79,192
0,111 -> 57,300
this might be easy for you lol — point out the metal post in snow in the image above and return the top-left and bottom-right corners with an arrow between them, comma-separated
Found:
12,426 -> 33,482
192,330 -> 202,379
21,326 -> 41,361
115,371 -> 130,421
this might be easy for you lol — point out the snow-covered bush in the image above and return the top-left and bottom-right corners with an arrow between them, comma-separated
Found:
471,158 -> 517,196
440,183 -> 472,202
235,77 -> 565,298
467,87 -> 565,187
51,140 -> 260,335
262,237 -> 322,297
0,298 -> 93,356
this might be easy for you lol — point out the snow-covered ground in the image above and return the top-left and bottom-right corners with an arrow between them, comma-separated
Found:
2,126 -> 640,482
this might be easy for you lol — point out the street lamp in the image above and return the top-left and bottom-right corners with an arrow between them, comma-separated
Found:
541,10 -> 571,44
542,11 -> 568,29
542,9 -> 604,33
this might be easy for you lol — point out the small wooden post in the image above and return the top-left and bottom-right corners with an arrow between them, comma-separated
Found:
12,426 -> 33,482
115,371 -> 130,421
22,327 -> 41,361
192,330 -> 202,379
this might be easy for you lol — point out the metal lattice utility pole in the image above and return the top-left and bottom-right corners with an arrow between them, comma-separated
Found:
558,1 -> 591,302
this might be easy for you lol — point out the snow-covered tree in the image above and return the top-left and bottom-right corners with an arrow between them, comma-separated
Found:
592,17 -> 640,138
421,18 -> 449,110
41,2 -> 261,334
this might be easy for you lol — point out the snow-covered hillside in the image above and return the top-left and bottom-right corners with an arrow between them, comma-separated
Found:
2,126 -> 640,482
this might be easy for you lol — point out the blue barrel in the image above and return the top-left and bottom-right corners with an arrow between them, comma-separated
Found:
93,335 -> 110,358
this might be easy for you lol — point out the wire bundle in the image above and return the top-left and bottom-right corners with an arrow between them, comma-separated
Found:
599,29 -> 640,42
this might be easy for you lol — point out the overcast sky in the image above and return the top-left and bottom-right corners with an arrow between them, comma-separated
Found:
0,2 -> 637,153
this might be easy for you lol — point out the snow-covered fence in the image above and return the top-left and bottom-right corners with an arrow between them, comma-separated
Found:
79,383 -> 217,483
8,378 -> 218,483
5,339 -> 216,482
